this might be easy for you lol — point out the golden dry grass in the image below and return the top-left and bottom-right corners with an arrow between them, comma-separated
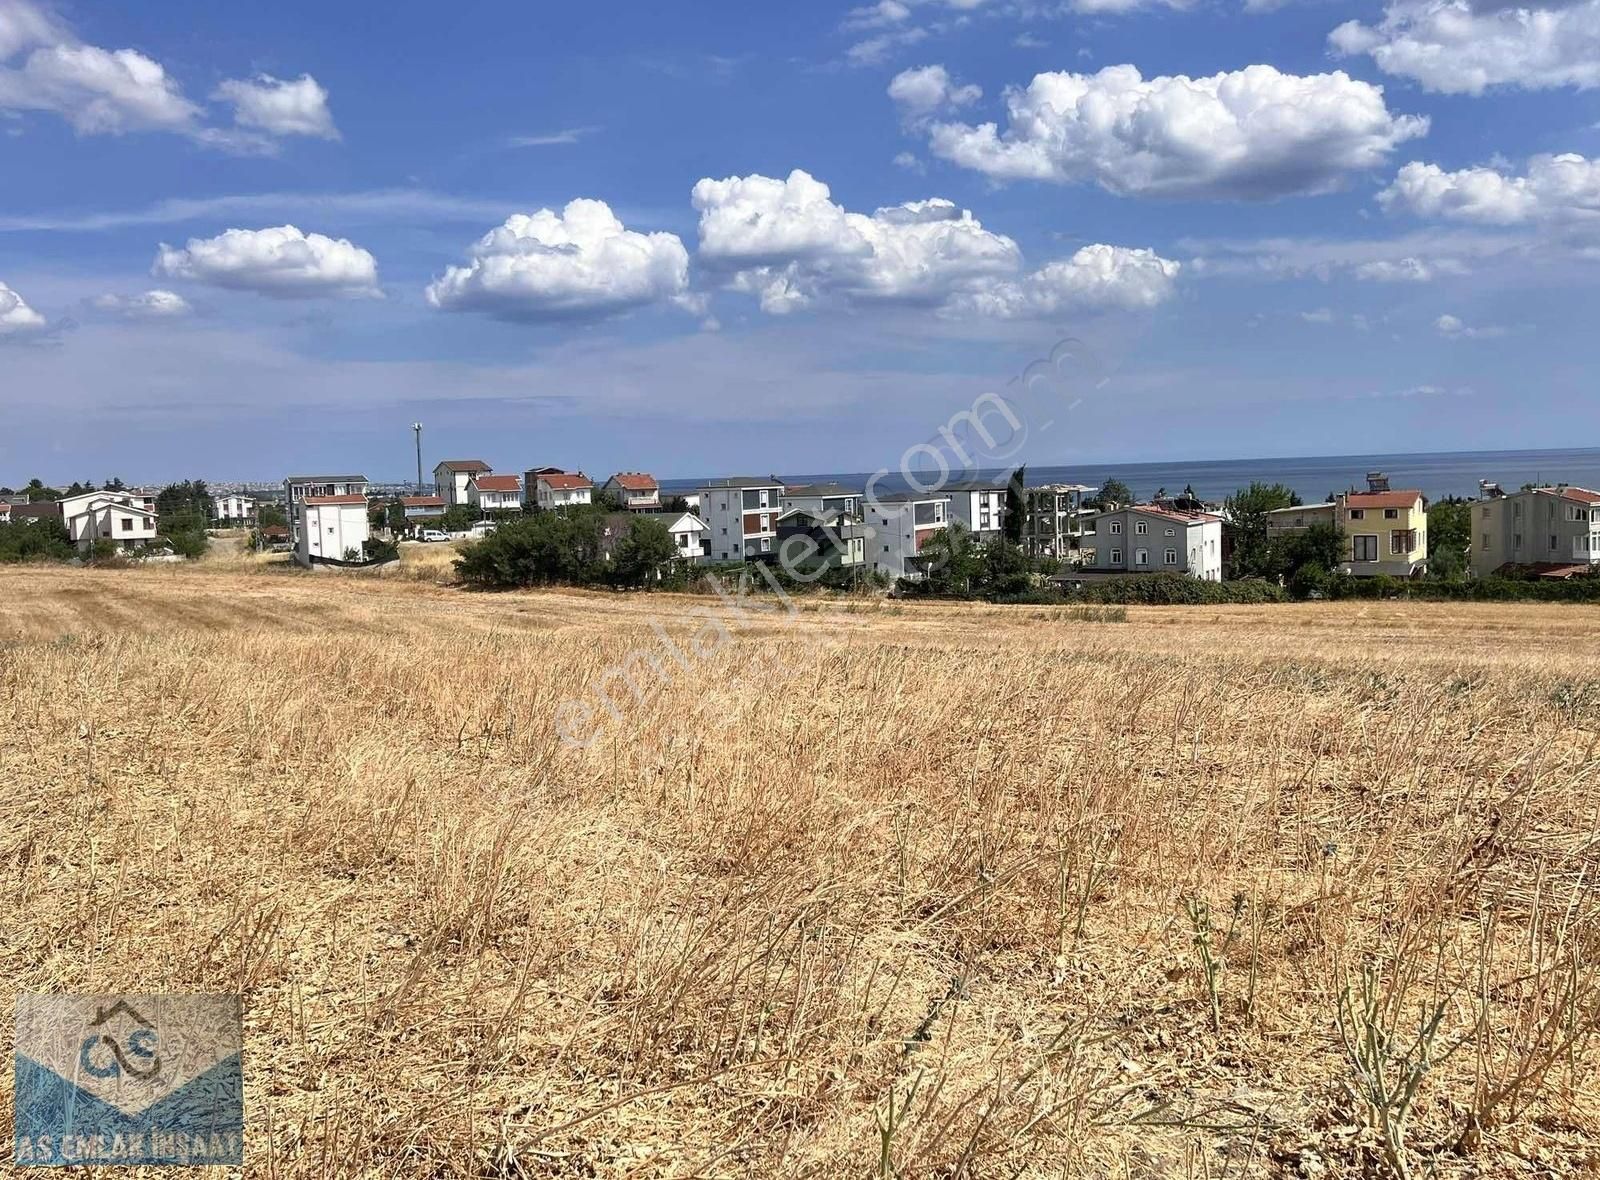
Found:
2,564 -> 1599,1178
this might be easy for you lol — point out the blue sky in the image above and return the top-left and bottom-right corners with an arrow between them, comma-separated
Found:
2,0 -> 1598,484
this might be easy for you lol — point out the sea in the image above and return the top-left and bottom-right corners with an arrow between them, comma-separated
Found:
661,447 -> 1600,505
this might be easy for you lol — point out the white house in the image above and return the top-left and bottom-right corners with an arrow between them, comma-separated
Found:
467,473 -> 522,513
865,491 -> 950,582
284,474 -> 367,542
531,471 -> 594,512
212,493 -> 255,524
697,476 -> 785,562
432,460 -> 491,509
60,491 -> 159,553
603,472 -> 661,512
295,495 -> 370,566
603,510 -> 709,565
1076,504 -> 1224,581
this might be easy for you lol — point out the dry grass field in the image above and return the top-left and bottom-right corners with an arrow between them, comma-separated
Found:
3,563 -> 1599,1177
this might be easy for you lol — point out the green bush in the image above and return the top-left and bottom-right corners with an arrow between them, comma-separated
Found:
1069,573 -> 1290,605
0,519 -> 75,563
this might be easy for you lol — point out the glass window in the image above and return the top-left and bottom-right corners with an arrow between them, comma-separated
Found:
1135,548 -> 1148,567
1353,535 -> 1378,561
1165,548 -> 1177,564
1110,548 -> 1122,564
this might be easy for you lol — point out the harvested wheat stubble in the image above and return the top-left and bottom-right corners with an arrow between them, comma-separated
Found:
1,565 -> 1599,1178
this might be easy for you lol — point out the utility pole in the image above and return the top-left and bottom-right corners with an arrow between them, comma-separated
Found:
412,423 -> 423,494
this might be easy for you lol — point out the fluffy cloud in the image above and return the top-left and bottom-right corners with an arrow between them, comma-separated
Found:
1330,0 -> 1600,94
1435,312 -> 1505,338
425,200 -> 690,322
921,64 -> 1428,200
1353,256 -> 1457,281
692,168 -> 1177,318
90,289 -> 193,319
213,73 -> 337,140
154,226 -> 380,297
0,0 -> 332,147
888,64 -> 981,121
948,245 -> 1181,318
0,279 -> 46,335
1379,154 -> 1600,223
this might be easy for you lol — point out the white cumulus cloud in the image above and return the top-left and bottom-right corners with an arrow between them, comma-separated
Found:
0,279 -> 46,335
1330,0 -> 1600,94
90,289 -> 193,319
1435,312 -> 1505,337
425,200 -> 690,322
213,73 -> 337,140
0,0 -> 332,147
888,64 -> 981,121
1379,154 -> 1600,223
154,226 -> 380,298
921,63 -> 1428,200
692,168 -> 1178,319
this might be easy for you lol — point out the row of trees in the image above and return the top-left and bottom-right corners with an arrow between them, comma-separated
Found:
454,509 -> 684,589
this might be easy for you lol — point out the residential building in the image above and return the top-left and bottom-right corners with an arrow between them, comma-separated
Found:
530,470 -> 594,512
775,506 -> 866,577
942,478 -> 1009,541
1265,474 -> 1428,578
0,503 -> 9,524
399,495 -> 446,526
467,473 -> 522,514
212,493 -> 255,524
59,490 -> 159,553
780,482 -> 860,519
432,460 -> 491,509
295,495 -> 370,566
284,474 -> 368,541
697,476 -> 785,561
7,501 -> 61,524
1471,483 -> 1600,578
1076,503 -> 1224,581
126,487 -> 159,514
603,472 -> 661,512
601,510 -> 709,566
865,491 -> 950,582
1023,483 -> 1095,559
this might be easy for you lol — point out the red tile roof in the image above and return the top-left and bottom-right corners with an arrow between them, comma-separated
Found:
1536,486 -> 1600,504
303,495 -> 368,506
1345,491 -> 1423,509
400,495 -> 444,507
437,459 -> 491,472
539,473 -> 593,490
608,472 -> 658,491
473,475 -> 521,493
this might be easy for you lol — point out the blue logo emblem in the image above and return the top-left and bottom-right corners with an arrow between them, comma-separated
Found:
13,995 -> 243,1167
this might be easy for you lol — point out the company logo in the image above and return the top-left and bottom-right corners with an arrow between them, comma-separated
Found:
13,994 -> 243,1167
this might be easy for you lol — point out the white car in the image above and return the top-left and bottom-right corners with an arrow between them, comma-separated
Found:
418,529 -> 451,543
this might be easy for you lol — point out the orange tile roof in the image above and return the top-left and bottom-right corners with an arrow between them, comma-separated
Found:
400,495 -> 445,507
609,472 -> 658,491
1345,491 -> 1423,509
1536,486 -> 1600,504
539,473 -> 593,490
473,475 -> 521,493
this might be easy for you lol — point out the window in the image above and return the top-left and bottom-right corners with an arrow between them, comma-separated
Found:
1390,529 -> 1416,554
1165,527 -> 1175,537
760,537 -> 771,553
1481,505 -> 1491,519
1165,548 -> 1178,565
1482,533 -> 1491,550
1109,521 -> 1123,535
721,527 -> 728,535
1514,533 -> 1523,550
1134,548 -> 1149,567
1384,508 -> 1398,519
1550,535 -> 1558,552
1135,520 -> 1148,535
120,517 -> 133,532
1349,508 -> 1365,520
1109,548 -> 1123,564
1352,534 -> 1378,562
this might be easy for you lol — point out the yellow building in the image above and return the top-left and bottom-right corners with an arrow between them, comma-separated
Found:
1264,474 -> 1428,578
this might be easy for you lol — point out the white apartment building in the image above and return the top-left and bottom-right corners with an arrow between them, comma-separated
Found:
284,474 -> 367,541
698,476 -> 785,562
1472,483 -> 1600,577
295,496 -> 370,566
530,471 -> 594,512
865,491 -> 950,582
1077,504 -> 1224,581
432,460 -> 491,508
603,510 -> 710,565
212,493 -> 255,524
942,479 -> 1008,540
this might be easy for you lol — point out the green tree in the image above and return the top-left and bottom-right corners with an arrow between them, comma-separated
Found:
154,479 -> 211,559
0,518 -> 74,563
25,479 -> 60,502
1094,477 -> 1132,509
978,536 -> 1033,599
610,517 -> 680,587
1279,521 -> 1345,579
256,503 -> 287,528
1225,481 -> 1301,579
455,512 -> 607,588
1427,498 -> 1471,581
1003,465 -> 1026,545
917,523 -> 982,595
385,498 -> 408,535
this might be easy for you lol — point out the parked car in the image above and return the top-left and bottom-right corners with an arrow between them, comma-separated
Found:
418,529 -> 451,543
